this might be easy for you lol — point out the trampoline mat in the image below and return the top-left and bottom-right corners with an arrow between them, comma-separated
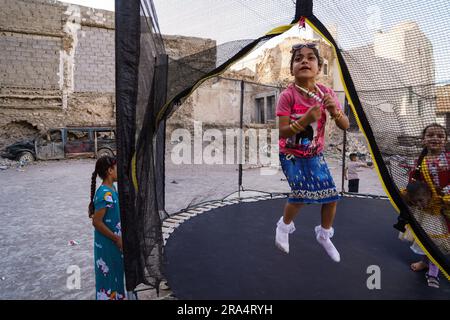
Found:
164,197 -> 450,299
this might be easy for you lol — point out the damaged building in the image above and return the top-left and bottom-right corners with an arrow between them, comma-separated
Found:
0,0 -> 116,149
0,0 -> 219,151
4,1 -> 439,161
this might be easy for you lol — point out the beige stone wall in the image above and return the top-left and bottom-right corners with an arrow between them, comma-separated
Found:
0,0 -> 116,148
167,76 -> 281,133
163,35 -> 216,60
0,0 -> 212,150
163,34 -> 218,134
368,22 -> 435,138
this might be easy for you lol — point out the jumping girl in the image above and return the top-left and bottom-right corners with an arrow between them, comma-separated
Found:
275,42 -> 350,262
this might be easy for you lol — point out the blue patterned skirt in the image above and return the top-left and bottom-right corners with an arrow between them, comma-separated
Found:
280,153 -> 340,204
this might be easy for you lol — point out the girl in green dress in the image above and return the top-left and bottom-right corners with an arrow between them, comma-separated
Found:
88,156 -> 125,300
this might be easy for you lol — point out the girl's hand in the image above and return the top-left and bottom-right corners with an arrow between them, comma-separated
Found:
114,235 -> 123,252
323,93 -> 338,116
304,105 -> 321,124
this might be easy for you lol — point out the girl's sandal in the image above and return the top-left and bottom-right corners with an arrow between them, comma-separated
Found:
425,274 -> 440,288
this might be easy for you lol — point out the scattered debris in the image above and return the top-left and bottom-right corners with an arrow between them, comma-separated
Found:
160,281 -> 170,290
0,157 -> 18,168
18,160 -> 26,168
0,121 -> 39,151
68,240 -> 80,246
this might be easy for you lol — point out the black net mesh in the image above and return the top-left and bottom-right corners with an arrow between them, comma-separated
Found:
116,0 -> 167,291
117,0 -> 295,291
165,77 -> 241,214
116,0 -> 450,291
153,0 -> 296,44
309,0 -> 450,277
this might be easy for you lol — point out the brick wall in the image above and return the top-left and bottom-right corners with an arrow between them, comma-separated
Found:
0,33 -> 61,89
0,0 -> 63,36
74,26 -> 115,93
0,0 -> 117,140
0,0 -> 216,147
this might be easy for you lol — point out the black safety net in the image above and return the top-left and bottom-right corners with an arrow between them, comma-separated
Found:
116,0 -> 167,292
307,0 -> 450,278
116,0 -> 450,293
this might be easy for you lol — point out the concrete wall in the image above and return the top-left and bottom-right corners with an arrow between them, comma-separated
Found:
0,33 -> 61,89
0,0 -> 116,148
372,22 -> 435,138
74,26 -> 115,92
0,0 -> 63,35
0,0 -> 223,151
167,76 -> 281,132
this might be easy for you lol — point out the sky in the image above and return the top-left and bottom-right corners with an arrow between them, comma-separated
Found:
57,0 -> 450,83
57,0 -> 114,11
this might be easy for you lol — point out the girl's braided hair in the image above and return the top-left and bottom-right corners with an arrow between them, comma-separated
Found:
88,155 -> 117,218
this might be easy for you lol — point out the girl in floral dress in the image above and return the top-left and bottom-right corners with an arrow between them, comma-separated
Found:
88,156 -> 125,300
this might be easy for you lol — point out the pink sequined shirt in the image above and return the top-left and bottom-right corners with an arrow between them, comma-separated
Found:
276,83 -> 342,158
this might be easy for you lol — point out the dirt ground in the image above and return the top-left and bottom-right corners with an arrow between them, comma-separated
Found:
0,153 -> 385,300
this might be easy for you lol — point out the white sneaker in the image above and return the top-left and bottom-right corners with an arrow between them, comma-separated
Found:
275,217 -> 296,254
315,225 -> 341,262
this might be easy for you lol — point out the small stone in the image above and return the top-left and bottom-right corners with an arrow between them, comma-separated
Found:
68,240 -> 79,246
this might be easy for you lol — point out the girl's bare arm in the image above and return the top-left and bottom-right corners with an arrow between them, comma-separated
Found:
92,208 -> 120,243
278,106 -> 320,138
